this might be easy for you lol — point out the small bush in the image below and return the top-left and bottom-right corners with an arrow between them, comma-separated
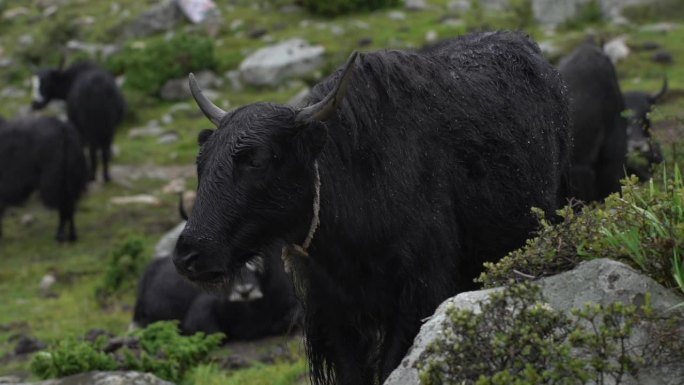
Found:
464,0 -> 536,32
300,0 -> 399,16
106,34 -> 215,96
560,0 -> 603,30
30,321 -> 223,383
95,237 -> 147,306
480,166 -> 684,295
418,283 -> 683,385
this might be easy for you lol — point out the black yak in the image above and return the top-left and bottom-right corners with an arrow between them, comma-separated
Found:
623,77 -> 667,180
559,40 -> 627,202
133,251 -> 299,339
174,31 -> 570,385
31,61 -> 125,183
0,116 -> 88,242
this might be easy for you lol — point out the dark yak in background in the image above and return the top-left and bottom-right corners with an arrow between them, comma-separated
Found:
174,31 -> 570,385
31,61 -> 125,182
559,40 -> 628,202
623,77 -> 667,180
0,116 -> 88,242
133,250 -> 299,340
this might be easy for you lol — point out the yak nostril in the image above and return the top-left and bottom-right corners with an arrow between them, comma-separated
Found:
173,248 -> 200,275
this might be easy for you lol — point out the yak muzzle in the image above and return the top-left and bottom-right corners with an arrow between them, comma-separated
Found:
173,234 -> 225,283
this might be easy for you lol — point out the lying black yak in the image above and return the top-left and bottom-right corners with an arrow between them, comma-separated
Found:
32,61 -> 125,182
0,116 -> 87,241
174,31 -> 570,385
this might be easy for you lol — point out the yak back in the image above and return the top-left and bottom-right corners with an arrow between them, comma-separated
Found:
0,117 -> 87,208
66,63 -> 125,145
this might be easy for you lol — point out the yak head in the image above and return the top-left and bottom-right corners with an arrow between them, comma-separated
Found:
623,76 -> 667,176
173,52 -> 358,290
31,57 -> 68,110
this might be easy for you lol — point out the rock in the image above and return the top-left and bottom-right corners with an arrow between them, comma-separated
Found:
351,20 -> 370,30
447,0 -> 470,12
157,131 -> 179,144
128,122 -> 164,138
641,41 -> 661,51
358,37 -> 373,47
160,70 -> 222,101
110,195 -> 161,206
651,50 -> 674,64
248,28 -> 268,39
5,371 -> 176,385
154,222 -> 186,259
18,34 -> 34,46
123,0 -> 182,38
330,24 -> 344,36
405,0 -> 429,11
3,7 -> 30,19
279,4 -> 304,13
387,10 -> 406,20
0,375 -> 22,384
12,334 -> 47,355
603,35 -> 630,64
66,40 -> 119,60
239,39 -> 325,87
440,17 -> 463,27
425,30 -> 438,44
39,273 -> 57,293
43,5 -> 59,17
20,213 -> 35,226
161,178 -> 186,194
176,0 -> 219,24
531,0 -> 659,26
640,22 -> 680,33
384,259 -> 684,385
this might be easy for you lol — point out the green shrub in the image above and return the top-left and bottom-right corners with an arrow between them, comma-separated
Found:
30,338 -> 117,379
464,0 -> 536,32
300,0 -> 399,16
560,0 -> 603,30
418,283 -> 682,385
480,166 -> 684,295
30,321 -> 223,383
95,237 -> 147,306
106,34 -> 215,96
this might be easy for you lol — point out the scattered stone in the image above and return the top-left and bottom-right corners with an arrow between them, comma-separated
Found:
248,27 -> 268,39
358,37 -> 373,47
160,70 -> 222,101
641,41 -> 661,51
12,334 -> 47,355
157,131 -> 179,144
330,24 -> 345,36
387,10 -> 406,20
19,213 -> 35,227
447,0 -> 470,12
651,50 -> 674,64
43,5 -> 58,17
3,7 -> 30,19
177,0 -> 219,24
168,102 -> 192,116
128,121 -> 164,138
0,375 -> 22,384
6,371 -> 176,385
425,30 -> 438,44
39,273 -> 56,293
351,20 -> 370,30
440,17 -> 463,27
0,58 -> 13,69
405,0 -> 428,11
154,222 -> 187,259
603,35 -> 630,64
224,70 -> 243,92
123,0 -> 182,39
110,195 -> 161,206
66,40 -> 119,60
18,34 -> 34,46
161,178 -> 186,194
75,15 -> 96,26
161,114 -> 173,125
384,259 -> 684,385
239,38 -> 325,87
640,22 -> 680,33
288,87 -> 310,108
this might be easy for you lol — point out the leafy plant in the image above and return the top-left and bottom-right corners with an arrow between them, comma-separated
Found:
30,337 -> 117,379
299,0 -> 399,16
106,34 -> 216,96
418,283 -> 682,385
95,237 -> 147,306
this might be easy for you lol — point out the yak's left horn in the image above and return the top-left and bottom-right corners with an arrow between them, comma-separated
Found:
295,51 -> 359,124
189,73 -> 226,127
650,75 -> 668,104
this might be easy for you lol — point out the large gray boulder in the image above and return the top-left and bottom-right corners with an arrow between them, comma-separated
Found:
384,258 -> 684,385
1,371 -> 175,385
123,0 -> 182,38
238,39 -> 325,87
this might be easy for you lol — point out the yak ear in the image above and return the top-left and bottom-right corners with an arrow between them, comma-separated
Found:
294,51 -> 358,124
198,129 -> 214,146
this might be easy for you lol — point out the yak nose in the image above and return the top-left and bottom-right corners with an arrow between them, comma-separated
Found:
173,234 -> 224,282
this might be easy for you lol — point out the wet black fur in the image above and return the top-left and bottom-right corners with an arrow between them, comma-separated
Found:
176,31 -> 571,385
559,41 -> 627,202
32,61 -> 125,182
0,116 -> 87,241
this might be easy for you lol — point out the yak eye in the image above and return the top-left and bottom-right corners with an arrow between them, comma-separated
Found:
237,147 -> 272,171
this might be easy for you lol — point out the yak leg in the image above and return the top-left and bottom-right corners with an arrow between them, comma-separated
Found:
569,165 -> 596,202
88,145 -> 98,182
327,324 -> 376,385
56,203 -> 77,242
56,208 -> 68,243
102,144 -> 112,183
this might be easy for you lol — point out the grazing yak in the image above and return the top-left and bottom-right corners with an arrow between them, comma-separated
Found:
133,250 -> 299,339
0,116 -> 88,242
623,77 -> 667,180
174,31 -> 570,385
31,61 -> 125,183
559,40 -> 627,202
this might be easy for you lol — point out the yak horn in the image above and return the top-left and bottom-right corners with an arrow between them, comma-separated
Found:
295,51 -> 359,124
189,73 -> 226,127
178,192 -> 189,221
650,76 -> 668,103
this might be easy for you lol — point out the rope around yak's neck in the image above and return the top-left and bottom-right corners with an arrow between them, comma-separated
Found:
281,161 -> 321,273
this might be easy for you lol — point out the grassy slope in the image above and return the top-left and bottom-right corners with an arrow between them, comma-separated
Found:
0,0 -> 683,383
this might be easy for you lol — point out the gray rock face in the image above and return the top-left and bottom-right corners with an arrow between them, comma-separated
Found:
123,0 -> 181,38
384,259 -> 684,385
239,39 -> 325,87
2,371 -> 175,385
159,70 -> 222,101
